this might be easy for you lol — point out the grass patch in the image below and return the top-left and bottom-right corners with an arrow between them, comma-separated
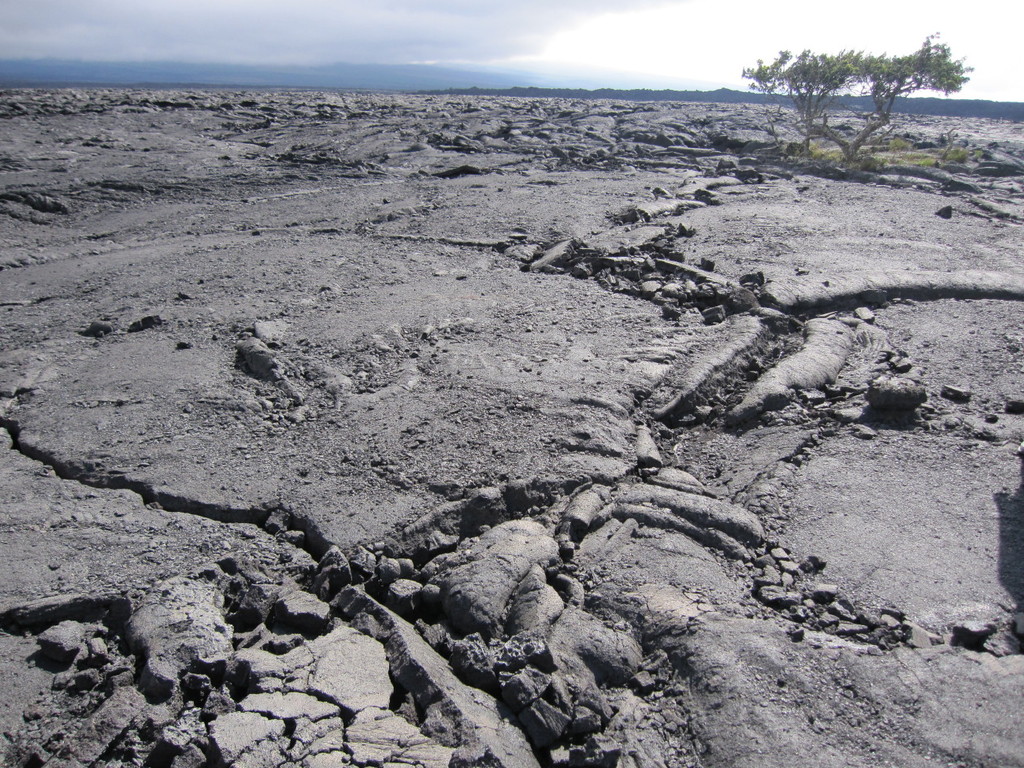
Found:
798,139 -> 978,172
941,146 -> 970,163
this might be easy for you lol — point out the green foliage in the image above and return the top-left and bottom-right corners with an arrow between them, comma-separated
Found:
940,146 -> 969,163
888,137 -> 912,151
744,36 -> 971,163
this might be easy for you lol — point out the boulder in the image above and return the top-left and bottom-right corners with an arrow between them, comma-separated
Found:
547,608 -> 643,689
126,576 -> 234,700
274,589 -> 330,635
867,377 -> 928,410
438,519 -> 559,637
37,619 -> 88,663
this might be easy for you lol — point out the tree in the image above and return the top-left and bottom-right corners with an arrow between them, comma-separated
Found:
743,37 -> 971,162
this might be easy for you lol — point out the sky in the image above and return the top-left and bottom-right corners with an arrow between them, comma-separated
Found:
1,0 -> 1020,101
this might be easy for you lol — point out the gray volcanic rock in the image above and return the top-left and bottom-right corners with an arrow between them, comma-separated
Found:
1,88 -> 1023,768
126,576 -> 234,700
437,520 -> 560,637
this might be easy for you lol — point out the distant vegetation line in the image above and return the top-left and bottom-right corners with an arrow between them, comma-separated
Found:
424,87 -> 1024,121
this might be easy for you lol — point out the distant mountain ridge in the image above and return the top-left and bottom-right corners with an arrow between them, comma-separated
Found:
0,59 -> 1021,121
0,59 -> 525,91
430,87 -> 1024,121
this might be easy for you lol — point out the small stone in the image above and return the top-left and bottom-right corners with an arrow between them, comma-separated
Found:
867,377 -> 927,411
889,355 -> 914,373
940,385 -> 972,403
82,320 -> 115,337
375,557 -> 403,584
810,584 -> 839,603
85,636 -> 110,664
312,563 -> 351,602
758,586 -> 802,609
630,669 -> 657,695
253,319 -> 288,347
71,667 -> 101,692
753,566 -> 781,589
934,205 -> 953,219
1005,399 -> 1024,415
496,632 -> 556,674
834,622 -> 870,636
725,286 -> 759,313
852,424 -> 878,440
500,667 -> 551,711
701,305 -> 726,325
127,315 -> 164,333
229,583 -> 279,630
639,280 -> 662,297
802,554 -> 826,572
386,579 -> 422,616
853,307 -> 875,323
449,633 -> 498,692
832,406 -> 863,424
519,698 -> 571,748
417,620 -> 453,655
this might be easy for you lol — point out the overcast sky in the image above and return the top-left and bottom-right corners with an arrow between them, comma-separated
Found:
1,0 -> 1019,101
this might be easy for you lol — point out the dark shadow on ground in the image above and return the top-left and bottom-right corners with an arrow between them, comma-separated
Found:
996,458 -> 1024,610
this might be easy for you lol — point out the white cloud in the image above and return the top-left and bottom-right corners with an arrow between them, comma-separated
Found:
0,0 -> 675,65
1,0 -> 1020,101
522,0 -> 1024,101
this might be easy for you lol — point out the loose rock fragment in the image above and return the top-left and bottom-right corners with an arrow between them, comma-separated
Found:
236,337 -> 283,380
500,667 -> 551,711
520,698 -> 571,748
866,377 -> 928,410
941,384 -> 973,403
126,576 -> 234,700
634,425 -> 663,469
37,619 -> 87,663
274,589 -> 330,635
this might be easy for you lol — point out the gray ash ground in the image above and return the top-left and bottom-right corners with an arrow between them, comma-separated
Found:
0,89 -> 1023,768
